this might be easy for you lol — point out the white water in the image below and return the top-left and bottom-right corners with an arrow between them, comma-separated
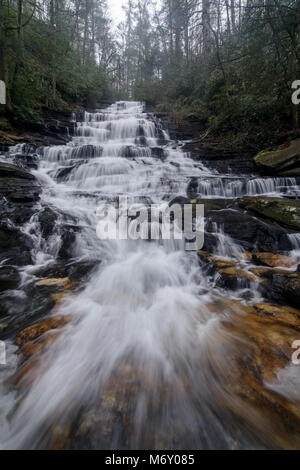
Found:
1,102 -> 300,449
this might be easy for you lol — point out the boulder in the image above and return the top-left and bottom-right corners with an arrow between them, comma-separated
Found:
38,207 -> 58,239
0,266 -> 20,291
151,147 -> 167,160
216,267 -> 257,290
254,139 -> 300,176
0,162 -> 41,203
260,271 -> 300,309
0,221 -> 33,266
252,253 -> 296,269
206,208 -> 290,252
58,226 -> 78,259
239,197 -> 300,231
54,160 -> 87,181
13,153 -> 39,170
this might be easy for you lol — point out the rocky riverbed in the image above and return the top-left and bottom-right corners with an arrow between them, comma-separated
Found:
0,102 -> 300,450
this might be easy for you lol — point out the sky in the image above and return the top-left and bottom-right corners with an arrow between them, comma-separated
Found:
108,0 -> 126,26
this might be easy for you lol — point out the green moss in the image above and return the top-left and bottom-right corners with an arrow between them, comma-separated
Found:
254,139 -> 300,175
239,197 -> 300,230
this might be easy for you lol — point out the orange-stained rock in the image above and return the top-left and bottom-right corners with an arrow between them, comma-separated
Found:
217,267 -> 258,282
36,278 -> 78,290
21,331 -> 62,360
254,303 -> 300,323
15,315 -> 71,347
250,267 -> 293,277
253,253 -> 296,269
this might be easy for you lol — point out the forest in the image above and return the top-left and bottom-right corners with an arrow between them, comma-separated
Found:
1,0 -> 300,149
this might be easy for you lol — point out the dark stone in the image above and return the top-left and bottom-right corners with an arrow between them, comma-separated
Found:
0,266 -> 20,291
135,136 -> 147,146
0,221 -> 33,266
216,274 -> 252,290
0,162 -> 41,203
38,207 -> 58,239
0,199 -> 35,225
34,259 -> 99,283
54,160 -> 87,181
0,283 -> 56,341
169,196 -> 190,206
260,272 -> 300,309
72,144 -> 100,159
151,147 -> 166,160
13,153 -> 39,170
0,162 -> 35,180
55,166 -> 76,180
137,125 -> 145,137
121,146 -> 136,159
205,208 -> 290,253
187,177 -> 199,198
58,226 -> 78,259
239,197 -> 300,231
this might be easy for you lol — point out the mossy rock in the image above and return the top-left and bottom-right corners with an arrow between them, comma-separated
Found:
254,139 -> 300,176
238,197 -> 300,231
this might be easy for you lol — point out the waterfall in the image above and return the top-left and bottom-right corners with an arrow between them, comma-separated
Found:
1,101 -> 299,450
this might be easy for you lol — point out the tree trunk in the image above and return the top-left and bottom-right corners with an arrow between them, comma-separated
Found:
0,0 -> 12,112
11,0 -> 24,99
202,0 -> 211,62
230,0 -> 236,32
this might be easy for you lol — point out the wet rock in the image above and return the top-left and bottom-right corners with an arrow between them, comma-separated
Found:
34,259 -> 99,283
137,125 -> 145,137
169,196 -> 190,206
73,145 -> 100,159
0,200 -> 35,225
58,226 -> 78,259
13,153 -> 39,170
0,161 -> 35,180
254,139 -> 300,176
0,162 -> 41,203
250,267 -> 293,277
67,259 -> 99,282
151,147 -> 166,160
260,272 -> 300,309
0,221 -> 33,266
54,165 -> 76,181
169,197 -> 237,214
254,304 -> 300,322
54,160 -> 87,181
216,267 -> 257,289
20,331 -> 62,361
206,208 -> 290,253
135,136 -> 147,146
252,253 -> 296,269
121,146 -> 136,159
38,207 -> 58,239
0,273 -> 78,341
35,277 -> 78,309
239,197 -> 300,231
0,266 -> 20,291
187,178 -> 199,198
155,111 -> 256,174
9,314 -> 72,390
15,314 -> 71,347
195,198 -> 237,213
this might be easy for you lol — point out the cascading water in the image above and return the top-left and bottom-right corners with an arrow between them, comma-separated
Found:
1,102 -> 300,450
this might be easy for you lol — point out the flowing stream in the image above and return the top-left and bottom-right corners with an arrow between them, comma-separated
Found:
1,102 -> 300,449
